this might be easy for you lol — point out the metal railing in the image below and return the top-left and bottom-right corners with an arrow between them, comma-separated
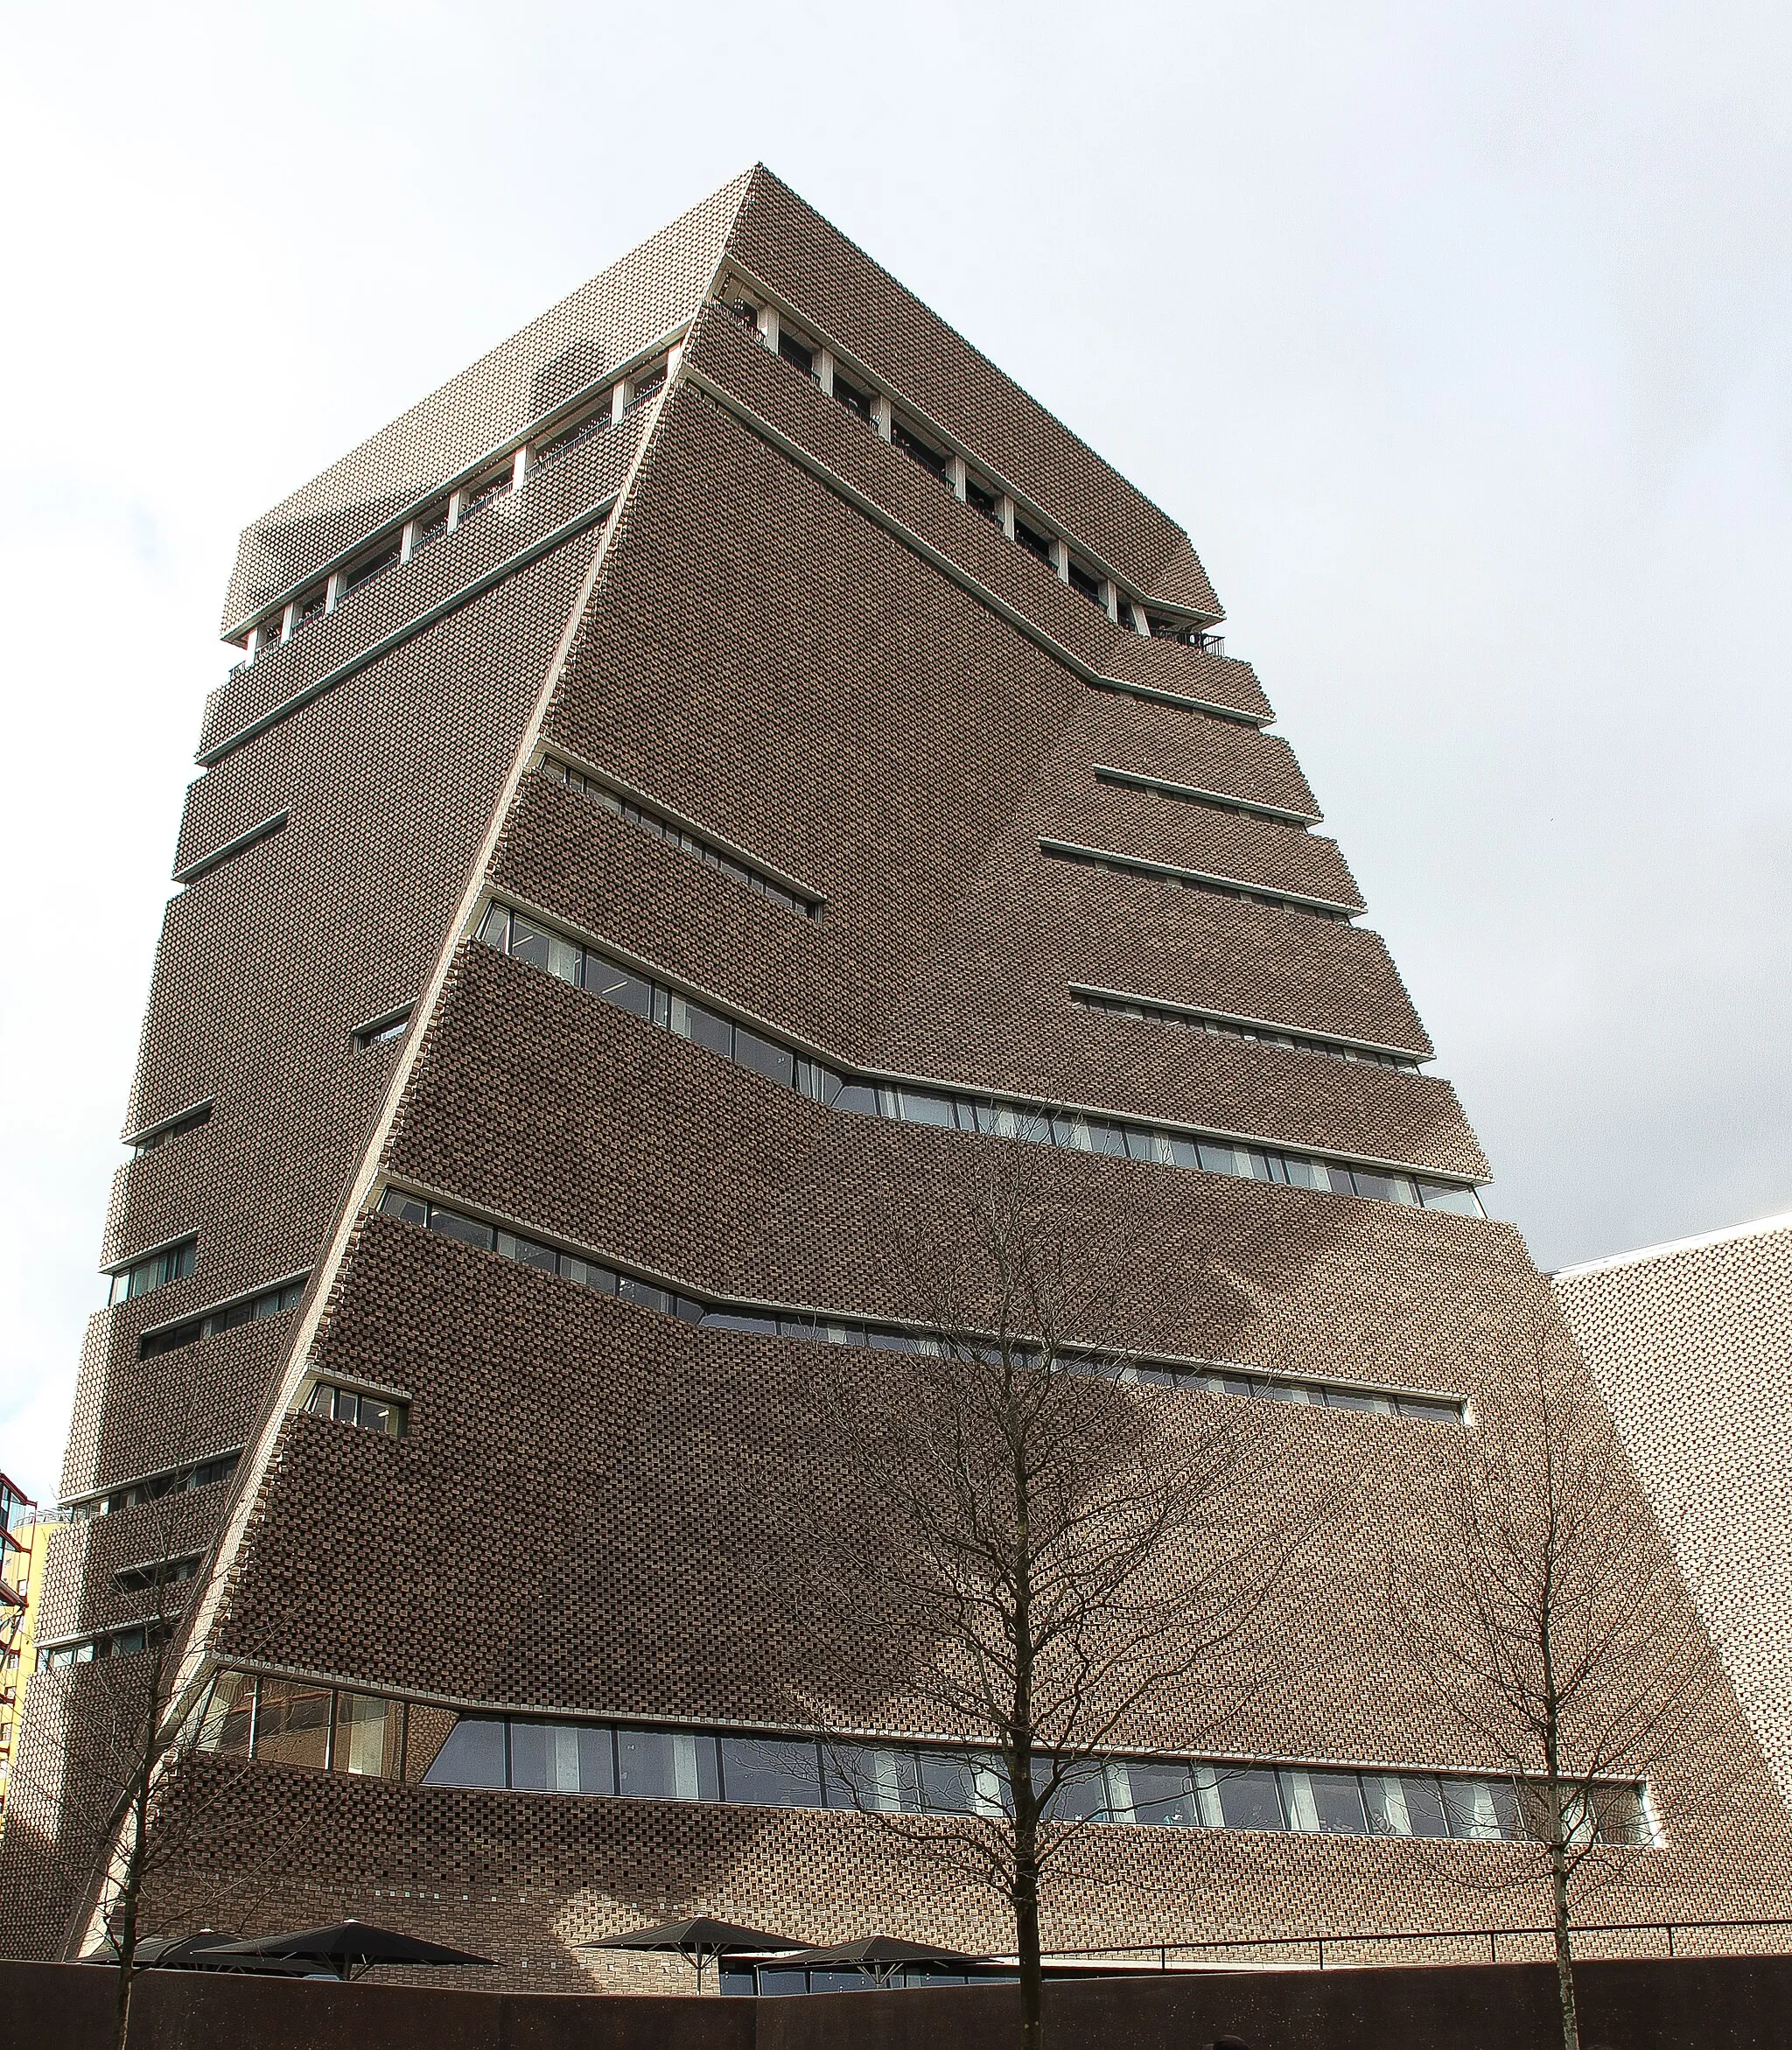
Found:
1035,1915 -> 1792,1974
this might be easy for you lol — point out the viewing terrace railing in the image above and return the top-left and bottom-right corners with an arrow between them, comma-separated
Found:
1032,1916 -> 1792,1974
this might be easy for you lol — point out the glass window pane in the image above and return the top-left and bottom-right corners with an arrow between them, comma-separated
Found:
333,1692 -> 402,1777
1324,1163 -> 1360,1195
1284,1770 -> 1367,1835
1325,1389 -> 1396,1415
1279,1155 -> 1328,1191
1349,1168 -> 1405,1204
1085,1123 -> 1128,1157
306,1382 -> 332,1416
253,1677 -> 334,1770
508,915 -> 552,970
422,1718 -> 508,1789
617,1728 -> 718,1801
335,1390 -> 360,1426
720,1736 -> 823,1809
1045,1760 -> 1111,1821
584,957 -> 653,1018
381,1187 -> 428,1225
1372,1774 -> 1450,1839
1123,1762 -> 1200,1827
1396,1395 -> 1461,1424
668,995 -> 733,1056
1198,1141 -> 1252,1179
477,903 -> 510,949
508,1721 -> 550,1791
732,1030 -> 795,1090
900,1091 -> 956,1128
1442,1779 -> 1507,1841
197,1671 -> 255,1755
575,1725 -> 616,1795
830,1081 -> 878,1116
1592,1785 -> 1645,1845
823,1744 -> 921,1813
618,1278 -> 670,1313
1418,1180 -> 1484,1216
547,934 -> 583,985
702,1311 -> 779,1335
427,1208 -> 494,1251
1214,1767 -> 1284,1831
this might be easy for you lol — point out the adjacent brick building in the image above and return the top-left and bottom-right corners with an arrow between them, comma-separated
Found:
4,167 -> 1788,1982
1555,1214 -> 1792,1823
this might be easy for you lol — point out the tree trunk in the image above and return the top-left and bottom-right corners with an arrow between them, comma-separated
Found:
112,1837 -> 142,2050
1013,1837 -> 1043,2050
1551,1837 -> 1580,2050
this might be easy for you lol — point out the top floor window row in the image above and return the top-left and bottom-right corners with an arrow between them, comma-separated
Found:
721,289 -> 1222,654
376,1186 -> 1465,1426
230,352 -> 677,669
473,899 -> 1484,1217
1074,991 -> 1424,1072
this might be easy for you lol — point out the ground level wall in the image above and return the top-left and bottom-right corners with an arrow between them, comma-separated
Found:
8,1955 -> 1792,2050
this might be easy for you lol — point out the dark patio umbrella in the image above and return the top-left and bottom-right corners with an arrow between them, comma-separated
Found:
198,1919 -> 497,1982
780,1933 -> 984,1989
80,1930 -> 312,1974
581,1916 -> 808,1994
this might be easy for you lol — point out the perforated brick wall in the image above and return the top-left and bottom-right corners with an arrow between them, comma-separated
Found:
1555,1220 -> 1792,1816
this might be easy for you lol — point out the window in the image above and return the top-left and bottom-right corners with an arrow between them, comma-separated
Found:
473,900 -> 1485,1220
129,1102 -> 212,1156
456,470 -> 511,523
112,1553 -> 201,1594
775,330 -> 816,379
1013,516 -> 1054,566
138,1277 -> 306,1361
354,1006 -> 413,1050
107,1239 -> 196,1307
1066,559 -> 1103,608
66,1452 -> 240,1522
198,1666 -> 1651,1849
340,540 -> 400,598
1074,990 -> 1423,1072
306,1381 -> 407,1437
831,370 -> 872,423
891,418 -> 950,483
963,473 -> 1001,522
1043,840 -> 1355,921
375,1187 -> 1466,1424
626,360 -> 668,410
539,759 -> 822,916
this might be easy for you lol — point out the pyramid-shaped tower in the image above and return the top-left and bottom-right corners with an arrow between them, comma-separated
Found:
4,168 -> 1784,1976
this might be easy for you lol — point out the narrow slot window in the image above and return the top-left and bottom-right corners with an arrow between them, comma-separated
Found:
1014,516 -> 1054,565
775,331 -> 815,378
891,418 -> 949,482
832,372 -> 872,423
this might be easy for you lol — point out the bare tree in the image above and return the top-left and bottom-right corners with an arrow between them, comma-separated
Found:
18,1476 -> 262,2050
808,1147 -> 1284,2050
1388,1295 -> 1723,2050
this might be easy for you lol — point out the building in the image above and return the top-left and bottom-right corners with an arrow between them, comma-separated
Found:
0,1478 -> 41,1823
3,167 -> 1787,1978
1555,1213 -> 1792,1819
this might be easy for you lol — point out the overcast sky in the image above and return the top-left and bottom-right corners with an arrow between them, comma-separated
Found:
3,2 -> 1788,1505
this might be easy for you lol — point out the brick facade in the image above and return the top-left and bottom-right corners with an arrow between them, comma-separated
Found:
4,166 -> 1787,1977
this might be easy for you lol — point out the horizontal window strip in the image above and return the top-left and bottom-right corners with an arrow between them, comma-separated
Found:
1073,990 -> 1426,1072
63,1451 -> 242,1522
1042,839 -> 1360,920
375,1186 -> 1466,1427
1091,765 -> 1321,828
194,1669 -> 1648,1848
105,1236 -> 197,1308
682,369 -> 1266,735
172,811 -> 288,887
224,333 -> 686,648
137,1275 -> 308,1361
538,758 -> 821,916
126,1100 -> 213,1155
200,497 -> 620,767
475,899 -> 1481,1214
